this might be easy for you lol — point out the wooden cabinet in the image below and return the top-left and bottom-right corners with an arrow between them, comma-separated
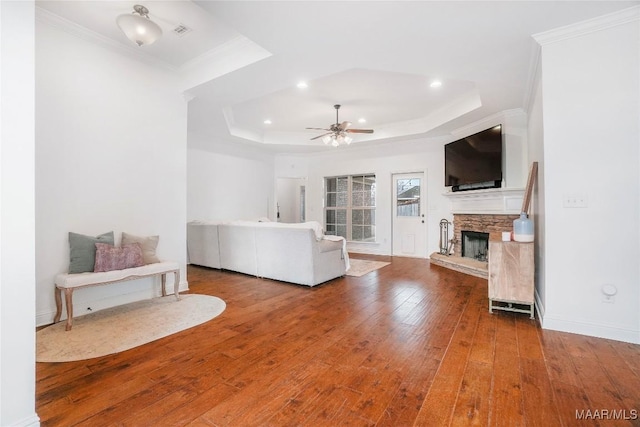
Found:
488,240 -> 534,318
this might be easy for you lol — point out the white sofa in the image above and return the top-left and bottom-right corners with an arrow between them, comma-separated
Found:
186,220 -> 222,269
187,221 -> 347,287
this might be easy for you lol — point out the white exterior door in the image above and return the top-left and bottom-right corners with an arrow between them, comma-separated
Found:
392,173 -> 427,258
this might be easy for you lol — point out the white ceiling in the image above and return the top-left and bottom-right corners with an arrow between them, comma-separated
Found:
36,0 -> 639,153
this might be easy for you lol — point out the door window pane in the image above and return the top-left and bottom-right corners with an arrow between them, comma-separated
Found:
396,178 -> 421,217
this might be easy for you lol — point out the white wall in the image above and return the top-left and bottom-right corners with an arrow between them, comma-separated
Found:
35,16 -> 188,326
187,144 -> 274,222
0,1 -> 39,425
539,14 -> 639,343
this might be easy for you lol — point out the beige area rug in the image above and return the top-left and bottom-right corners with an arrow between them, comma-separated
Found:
346,259 -> 390,277
36,294 -> 225,363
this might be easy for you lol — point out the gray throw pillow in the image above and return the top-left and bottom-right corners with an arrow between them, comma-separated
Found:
68,231 -> 114,273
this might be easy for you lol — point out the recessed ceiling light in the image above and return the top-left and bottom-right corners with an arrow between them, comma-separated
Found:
296,81 -> 308,89
263,119 -> 272,125
430,80 -> 442,88
358,118 -> 367,124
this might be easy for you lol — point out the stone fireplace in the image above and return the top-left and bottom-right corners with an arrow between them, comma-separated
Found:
430,188 -> 525,278
452,214 -> 519,258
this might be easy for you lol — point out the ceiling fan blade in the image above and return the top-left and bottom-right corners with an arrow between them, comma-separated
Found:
338,121 -> 352,130
306,127 -> 331,131
346,129 -> 374,134
310,132 -> 333,140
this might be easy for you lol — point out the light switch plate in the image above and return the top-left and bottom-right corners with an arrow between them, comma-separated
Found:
563,193 -> 588,208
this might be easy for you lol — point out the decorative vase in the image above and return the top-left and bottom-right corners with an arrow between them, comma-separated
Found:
513,212 -> 534,242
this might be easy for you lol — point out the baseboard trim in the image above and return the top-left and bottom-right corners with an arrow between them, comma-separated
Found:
8,413 -> 40,427
542,315 -> 639,344
534,289 -> 545,322
347,247 -> 389,256
36,281 -> 189,327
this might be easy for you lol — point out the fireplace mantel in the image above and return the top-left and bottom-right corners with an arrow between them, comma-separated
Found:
443,188 -> 525,214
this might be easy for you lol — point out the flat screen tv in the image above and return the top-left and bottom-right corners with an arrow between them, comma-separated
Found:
445,124 -> 502,191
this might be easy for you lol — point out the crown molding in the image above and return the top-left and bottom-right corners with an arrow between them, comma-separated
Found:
533,5 -> 640,46
451,108 -> 526,138
522,40 -> 541,115
35,6 -> 177,73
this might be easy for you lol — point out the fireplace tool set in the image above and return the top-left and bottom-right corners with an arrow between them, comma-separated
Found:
439,219 -> 454,255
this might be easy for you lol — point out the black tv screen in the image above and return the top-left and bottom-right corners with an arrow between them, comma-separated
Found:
445,125 -> 502,190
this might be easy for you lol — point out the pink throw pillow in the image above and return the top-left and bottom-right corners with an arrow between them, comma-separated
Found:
94,243 -> 144,272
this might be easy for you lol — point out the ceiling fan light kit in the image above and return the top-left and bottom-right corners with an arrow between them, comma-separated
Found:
307,104 -> 373,147
116,4 -> 162,47
324,134 -> 353,147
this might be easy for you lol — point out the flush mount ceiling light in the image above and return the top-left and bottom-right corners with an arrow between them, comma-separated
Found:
116,5 -> 162,47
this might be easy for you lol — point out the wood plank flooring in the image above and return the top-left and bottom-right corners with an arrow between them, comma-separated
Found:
36,255 -> 640,426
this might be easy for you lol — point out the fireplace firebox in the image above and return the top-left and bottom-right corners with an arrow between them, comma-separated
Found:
461,231 -> 489,262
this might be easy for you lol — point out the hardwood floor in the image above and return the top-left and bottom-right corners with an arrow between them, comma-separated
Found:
36,255 -> 640,426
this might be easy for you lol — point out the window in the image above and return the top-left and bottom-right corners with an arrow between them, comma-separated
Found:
325,174 -> 376,242
396,178 -> 421,217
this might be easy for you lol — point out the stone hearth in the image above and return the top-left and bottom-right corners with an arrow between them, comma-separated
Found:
430,188 -> 525,278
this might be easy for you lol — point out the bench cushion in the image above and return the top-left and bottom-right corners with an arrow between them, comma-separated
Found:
55,261 -> 180,289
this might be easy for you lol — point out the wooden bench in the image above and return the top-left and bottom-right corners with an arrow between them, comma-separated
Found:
54,261 -> 180,331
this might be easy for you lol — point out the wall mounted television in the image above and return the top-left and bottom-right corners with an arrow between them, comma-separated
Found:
445,124 -> 502,192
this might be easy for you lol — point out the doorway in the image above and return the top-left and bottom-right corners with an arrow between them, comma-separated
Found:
392,172 -> 427,257
276,177 -> 306,223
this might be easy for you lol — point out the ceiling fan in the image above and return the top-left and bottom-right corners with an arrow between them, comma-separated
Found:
306,104 -> 374,146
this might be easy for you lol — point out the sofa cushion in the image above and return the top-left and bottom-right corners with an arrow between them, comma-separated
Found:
94,243 -> 144,272
68,231 -> 115,273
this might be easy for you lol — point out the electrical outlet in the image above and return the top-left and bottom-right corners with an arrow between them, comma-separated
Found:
563,193 -> 588,208
601,284 -> 617,304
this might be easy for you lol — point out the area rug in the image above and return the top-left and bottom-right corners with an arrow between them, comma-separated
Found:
346,259 -> 390,277
36,294 -> 225,362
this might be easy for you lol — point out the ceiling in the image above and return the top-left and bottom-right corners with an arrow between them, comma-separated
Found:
37,0 -> 639,153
